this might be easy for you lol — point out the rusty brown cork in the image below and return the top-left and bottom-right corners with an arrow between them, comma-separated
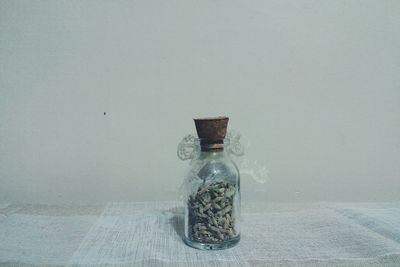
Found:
193,116 -> 229,141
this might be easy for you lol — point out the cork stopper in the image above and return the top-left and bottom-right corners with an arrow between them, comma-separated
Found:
194,116 -> 229,151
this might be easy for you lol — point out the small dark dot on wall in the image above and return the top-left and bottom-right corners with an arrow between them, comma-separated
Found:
104,112 -> 106,116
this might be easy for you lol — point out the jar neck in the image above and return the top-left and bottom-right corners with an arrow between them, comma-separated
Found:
198,149 -> 227,159
199,138 -> 224,152
200,146 -> 224,152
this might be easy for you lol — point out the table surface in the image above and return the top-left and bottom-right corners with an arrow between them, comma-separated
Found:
1,202 -> 400,267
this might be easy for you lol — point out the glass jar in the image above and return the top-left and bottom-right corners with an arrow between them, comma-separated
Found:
182,117 -> 241,250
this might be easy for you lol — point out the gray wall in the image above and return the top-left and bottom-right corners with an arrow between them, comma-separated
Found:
1,0 -> 399,204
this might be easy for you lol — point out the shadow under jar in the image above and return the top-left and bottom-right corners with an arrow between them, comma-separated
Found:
183,117 -> 240,250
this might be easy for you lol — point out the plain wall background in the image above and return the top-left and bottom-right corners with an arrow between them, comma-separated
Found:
1,0 -> 399,204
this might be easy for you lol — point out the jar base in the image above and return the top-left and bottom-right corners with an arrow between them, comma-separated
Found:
183,235 -> 240,250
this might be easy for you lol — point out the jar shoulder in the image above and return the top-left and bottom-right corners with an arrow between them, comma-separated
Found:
186,154 -> 240,184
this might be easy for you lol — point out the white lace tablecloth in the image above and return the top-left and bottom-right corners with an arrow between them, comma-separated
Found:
1,202 -> 400,266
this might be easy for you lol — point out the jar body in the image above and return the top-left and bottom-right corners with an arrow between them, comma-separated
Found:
183,149 -> 240,250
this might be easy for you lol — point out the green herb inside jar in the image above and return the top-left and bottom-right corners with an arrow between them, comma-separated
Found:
188,181 -> 237,243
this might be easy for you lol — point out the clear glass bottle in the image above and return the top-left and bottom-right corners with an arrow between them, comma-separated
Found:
182,117 -> 241,250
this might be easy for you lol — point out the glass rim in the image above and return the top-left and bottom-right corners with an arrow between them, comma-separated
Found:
193,138 -> 230,144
